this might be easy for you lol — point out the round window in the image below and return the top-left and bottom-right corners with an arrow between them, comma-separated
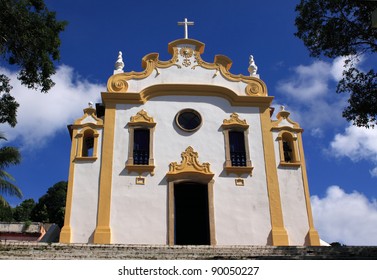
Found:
175,109 -> 202,132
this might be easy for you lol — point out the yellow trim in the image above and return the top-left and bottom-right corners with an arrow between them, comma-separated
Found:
107,38 -> 267,97
167,146 -> 214,181
75,127 -> 100,159
168,39 -> 205,54
126,110 -> 156,175
93,104 -> 116,244
167,146 -> 216,245
221,113 -> 253,176
297,132 -> 321,245
175,108 -> 203,132
271,110 -> 301,130
129,109 -> 156,125
102,84 -> 273,108
222,113 -> 249,129
276,131 -> 301,166
260,106 -> 289,245
74,107 -> 103,126
59,129 -> 78,243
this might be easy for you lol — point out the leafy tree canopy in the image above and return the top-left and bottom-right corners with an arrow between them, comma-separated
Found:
0,133 -> 22,205
0,0 -> 66,127
295,0 -> 377,127
13,198 -> 35,221
31,181 -> 67,227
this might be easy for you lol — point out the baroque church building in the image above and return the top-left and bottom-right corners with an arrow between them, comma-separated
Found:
60,22 -> 321,246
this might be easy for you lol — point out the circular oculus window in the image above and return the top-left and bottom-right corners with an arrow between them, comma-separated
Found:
175,109 -> 202,132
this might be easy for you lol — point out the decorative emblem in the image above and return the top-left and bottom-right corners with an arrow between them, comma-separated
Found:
180,47 -> 194,67
180,47 -> 193,58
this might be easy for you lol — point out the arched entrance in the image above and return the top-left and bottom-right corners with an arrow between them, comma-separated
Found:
166,146 -> 216,245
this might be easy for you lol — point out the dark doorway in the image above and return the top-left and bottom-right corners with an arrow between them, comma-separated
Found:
174,182 -> 210,245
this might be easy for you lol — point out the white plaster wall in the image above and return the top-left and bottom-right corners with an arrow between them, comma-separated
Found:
110,95 -> 272,245
70,129 -> 102,243
272,131 -> 310,245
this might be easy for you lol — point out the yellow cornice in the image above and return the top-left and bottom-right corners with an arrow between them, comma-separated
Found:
101,84 -> 274,107
71,123 -> 103,130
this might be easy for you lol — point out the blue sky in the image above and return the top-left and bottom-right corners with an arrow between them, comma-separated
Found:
1,0 -> 377,245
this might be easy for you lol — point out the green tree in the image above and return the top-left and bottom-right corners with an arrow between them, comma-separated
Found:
0,0 -> 67,127
0,133 -> 22,205
295,0 -> 377,127
13,198 -> 35,221
31,181 -> 67,227
0,201 -> 13,221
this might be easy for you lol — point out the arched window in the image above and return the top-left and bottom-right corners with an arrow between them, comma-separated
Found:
277,131 -> 300,166
221,113 -> 253,176
126,110 -> 156,175
75,127 -> 99,160
82,130 -> 94,157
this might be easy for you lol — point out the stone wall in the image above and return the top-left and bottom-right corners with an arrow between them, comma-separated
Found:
1,241 -> 377,259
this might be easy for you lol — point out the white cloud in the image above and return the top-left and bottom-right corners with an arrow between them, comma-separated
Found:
276,58 -> 350,130
329,124 -> 377,163
312,185 -> 377,245
277,61 -> 331,101
369,167 -> 377,178
1,66 -> 104,149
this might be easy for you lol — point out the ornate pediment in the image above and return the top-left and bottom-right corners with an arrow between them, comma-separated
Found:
222,113 -> 249,129
167,147 -> 213,179
128,110 -> 156,127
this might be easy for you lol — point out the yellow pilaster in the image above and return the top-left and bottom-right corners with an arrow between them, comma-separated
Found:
297,133 -> 321,246
260,107 -> 289,246
93,104 -> 116,244
59,130 -> 78,243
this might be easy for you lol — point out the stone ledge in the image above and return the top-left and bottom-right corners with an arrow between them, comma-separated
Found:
0,242 -> 376,260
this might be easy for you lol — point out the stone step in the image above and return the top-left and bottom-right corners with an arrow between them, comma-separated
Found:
0,242 -> 376,259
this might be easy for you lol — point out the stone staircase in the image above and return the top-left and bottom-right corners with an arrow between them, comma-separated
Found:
1,241 -> 376,259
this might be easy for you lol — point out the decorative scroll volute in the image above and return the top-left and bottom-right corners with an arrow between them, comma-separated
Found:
222,113 -> 249,129
168,146 -> 213,176
245,81 -> 266,96
107,74 -> 129,93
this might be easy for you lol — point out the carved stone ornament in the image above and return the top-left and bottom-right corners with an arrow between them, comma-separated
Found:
180,47 -> 194,58
222,113 -> 249,129
129,109 -> 156,125
168,146 -> 213,175
180,47 -> 194,67
245,82 -> 262,95
110,75 -> 129,92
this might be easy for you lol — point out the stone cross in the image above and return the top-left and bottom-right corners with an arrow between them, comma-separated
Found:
178,18 -> 194,39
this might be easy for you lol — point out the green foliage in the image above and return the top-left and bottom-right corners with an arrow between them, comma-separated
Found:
0,0 -> 67,127
295,0 -> 377,127
31,181 -> 67,227
13,198 -> 35,221
0,75 -> 18,127
0,201 -> 13,222
0,135 -> 22,205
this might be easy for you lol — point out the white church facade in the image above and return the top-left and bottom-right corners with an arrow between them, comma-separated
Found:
59,28 -> 320,246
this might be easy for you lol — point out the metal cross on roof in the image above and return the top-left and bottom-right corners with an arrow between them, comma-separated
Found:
178,18 -> 194,39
